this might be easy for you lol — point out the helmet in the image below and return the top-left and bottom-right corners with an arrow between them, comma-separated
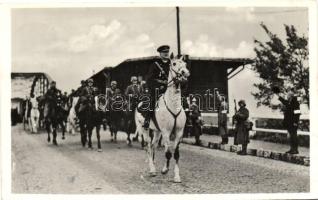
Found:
131,76 -> 137,82
111,81 -> 117,86
87,79 -> 93,83
238,99 -> 246,106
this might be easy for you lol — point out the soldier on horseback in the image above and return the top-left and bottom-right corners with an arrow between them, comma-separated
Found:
105,81 -> 121,110
143,45 -> 171,129
75,78 -> 99,114
125,76 -> 141,111
44,81 -> 61,112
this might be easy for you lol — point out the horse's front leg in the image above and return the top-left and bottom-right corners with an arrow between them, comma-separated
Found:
173,141 -> 181,183
46,120 -> 51,142
161,135 -> 171,175
79,121 -> 86,147
52,123 -> 58,146
96,125 -> 102,152
147,130 -> 160,177
87,126 -> 93,149
61,120 -> 66,140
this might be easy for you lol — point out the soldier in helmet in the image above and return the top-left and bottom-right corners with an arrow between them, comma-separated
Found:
189,97 -> 202,145
143,45 -> 171,129
75,79 -> 99,114
125,76 -> 141,111
105,81 -> 121,110
233,99 -> 250,155
44,81 -> 61,103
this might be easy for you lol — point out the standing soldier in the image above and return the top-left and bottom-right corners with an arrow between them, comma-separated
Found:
273,88 -> 301,154
216,91 -> 229,144
143,45 -> 171,129
189,98 -> 202,145
233,100 -> 250,155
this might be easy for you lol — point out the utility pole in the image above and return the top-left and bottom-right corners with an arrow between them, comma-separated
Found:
176,6 -> 181,56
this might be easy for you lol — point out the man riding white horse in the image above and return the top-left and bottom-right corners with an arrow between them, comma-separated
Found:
143,45 -> 171,129
135,45 -> 190,183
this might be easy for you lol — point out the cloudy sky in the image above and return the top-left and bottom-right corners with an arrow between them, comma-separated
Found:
12,7 -> 308,116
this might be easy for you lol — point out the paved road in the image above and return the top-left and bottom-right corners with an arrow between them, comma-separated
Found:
12,125 -> 309,194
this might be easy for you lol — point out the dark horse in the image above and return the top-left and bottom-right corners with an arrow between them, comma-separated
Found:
77,98 -> 103,151
40,95 -> 68,145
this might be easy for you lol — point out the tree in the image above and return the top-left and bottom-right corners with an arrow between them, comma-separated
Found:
252,23 -> 309,110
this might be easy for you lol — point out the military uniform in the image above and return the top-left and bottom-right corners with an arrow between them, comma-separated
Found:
142,45 -> 171,128
189,102 -> 202,145
217,99 -> 228,144
76,85 -> 99,114
279,96 -> 301,153
105,87 -> 122,110
125,83 -> 141,111
45,87 -> 61,103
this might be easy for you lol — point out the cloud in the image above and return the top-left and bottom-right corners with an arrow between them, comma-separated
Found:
182,34 -> 255,58
68,20 -> 122,53
225,7 -> 256,22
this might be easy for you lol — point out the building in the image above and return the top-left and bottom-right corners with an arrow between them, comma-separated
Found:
11,72 -> 53,119
87,56 -> 253,113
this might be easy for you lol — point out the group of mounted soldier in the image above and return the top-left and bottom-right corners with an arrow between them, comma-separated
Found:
20,44 -> 301,156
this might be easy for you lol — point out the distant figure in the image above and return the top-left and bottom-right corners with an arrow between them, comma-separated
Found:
233,100 -> 249,155
30,93 -> 40,133
274,88 -> 301,154
216,91 -> 228,144
189,98 -> 202,145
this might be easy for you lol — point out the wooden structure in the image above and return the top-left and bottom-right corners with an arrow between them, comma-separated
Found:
87,56 -> 253,113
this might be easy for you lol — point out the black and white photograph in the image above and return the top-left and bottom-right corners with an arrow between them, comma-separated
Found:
1,0 -> 318,199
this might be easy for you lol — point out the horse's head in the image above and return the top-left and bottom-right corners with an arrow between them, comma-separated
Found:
169,54 -> 190,85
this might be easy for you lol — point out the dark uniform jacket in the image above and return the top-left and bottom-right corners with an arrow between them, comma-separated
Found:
79,86 -> 99,104
234,107 -> 249,145
145,58 -> 170,91
279,96 -> 300,129
45,87 -> 61,102
125,84 -> 141,98
190,104 -> 201,120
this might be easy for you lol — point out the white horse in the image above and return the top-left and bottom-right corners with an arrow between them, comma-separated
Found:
67,96 -> 79,135
135,54 -> 190,183
30,96 -> 40,133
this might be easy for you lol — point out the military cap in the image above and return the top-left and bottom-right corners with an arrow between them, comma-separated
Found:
157,45 -> 170,53
111,81 -> 117,85
192,98 -> 197,102
87,78 -> 94,83
238,99 -> 246,106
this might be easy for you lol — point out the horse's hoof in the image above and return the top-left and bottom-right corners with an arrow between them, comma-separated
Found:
149,172 -> 157,177
173,177 -> 181,183
97,148 -> 102,152
161,169 -> 169,175
53,141 -> 58,146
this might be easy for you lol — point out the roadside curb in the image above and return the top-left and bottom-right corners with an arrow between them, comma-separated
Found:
181,139 -> 310,166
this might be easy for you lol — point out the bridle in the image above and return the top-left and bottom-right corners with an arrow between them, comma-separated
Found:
167,61 -> 188,87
